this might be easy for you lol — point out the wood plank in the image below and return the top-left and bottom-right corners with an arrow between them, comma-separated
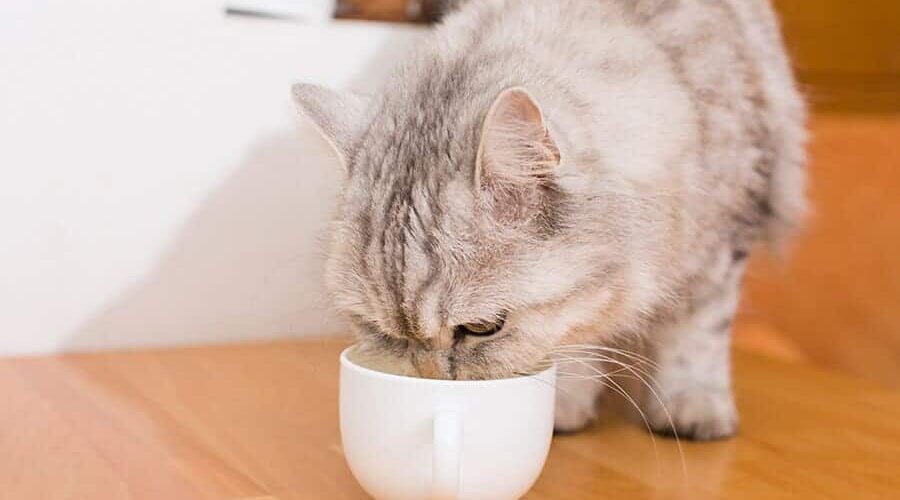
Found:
738,113 -> 900,387
1,337 -> 898,499
773,0 -> 900,77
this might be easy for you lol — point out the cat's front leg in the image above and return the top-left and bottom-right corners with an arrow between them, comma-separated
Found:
553,357 -> 607,433
644,252 -> 748,441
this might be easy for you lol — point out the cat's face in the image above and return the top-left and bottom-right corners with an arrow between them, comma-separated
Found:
294,84 -> 630,379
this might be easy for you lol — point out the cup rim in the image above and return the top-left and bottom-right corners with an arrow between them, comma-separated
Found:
340,346 -> 556,387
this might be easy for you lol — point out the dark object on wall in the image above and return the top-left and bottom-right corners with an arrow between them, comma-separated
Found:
337,0 -> 459,22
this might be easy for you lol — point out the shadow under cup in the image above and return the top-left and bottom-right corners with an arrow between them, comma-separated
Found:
340,347 -> 557,500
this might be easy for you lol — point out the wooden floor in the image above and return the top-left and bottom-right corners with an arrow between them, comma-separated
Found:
2,337 -> 898,499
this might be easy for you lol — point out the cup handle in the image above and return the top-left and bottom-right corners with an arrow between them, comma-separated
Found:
432,411 -> 462,500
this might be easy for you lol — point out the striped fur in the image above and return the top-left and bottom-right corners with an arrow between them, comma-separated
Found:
293,0 -> 806,440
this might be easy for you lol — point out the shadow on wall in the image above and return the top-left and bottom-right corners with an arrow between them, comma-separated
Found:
64,29 -> 419,352
66,130 -> 342,351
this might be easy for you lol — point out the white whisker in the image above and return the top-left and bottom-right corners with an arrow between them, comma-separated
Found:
553,353 -> 662,469
553,347 -> 687,479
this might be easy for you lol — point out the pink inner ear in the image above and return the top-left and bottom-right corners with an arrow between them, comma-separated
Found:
477,88 -> 561,189
496,88 -> 545,126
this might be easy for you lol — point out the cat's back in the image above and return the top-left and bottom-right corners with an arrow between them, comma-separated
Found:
603,0 -> 807,244
437,0 -> 804,151
440,0 -> 801,125
436,0 -> 806,251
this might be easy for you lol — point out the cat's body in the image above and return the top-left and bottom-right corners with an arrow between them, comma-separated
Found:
293,0 -> 806,440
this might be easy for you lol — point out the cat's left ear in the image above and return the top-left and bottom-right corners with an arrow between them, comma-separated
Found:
475,87 -> 562,190
291,83 -> 372,169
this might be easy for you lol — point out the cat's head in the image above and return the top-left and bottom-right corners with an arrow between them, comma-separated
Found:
293,82 -> 647,379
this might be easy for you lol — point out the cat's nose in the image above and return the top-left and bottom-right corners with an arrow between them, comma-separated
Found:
429,327 -> 456,350
412,351 -> 452,380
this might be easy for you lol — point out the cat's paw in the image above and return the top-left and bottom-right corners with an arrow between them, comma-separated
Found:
645,387 -> 738,441
553,390 -> 597,433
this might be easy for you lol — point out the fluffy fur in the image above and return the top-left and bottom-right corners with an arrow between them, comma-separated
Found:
293,0 -> 806,440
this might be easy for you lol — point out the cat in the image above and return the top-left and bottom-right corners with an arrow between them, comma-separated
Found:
292,0 -> 806,441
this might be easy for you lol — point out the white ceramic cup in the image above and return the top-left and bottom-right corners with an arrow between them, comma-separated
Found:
340,347 -> 557,500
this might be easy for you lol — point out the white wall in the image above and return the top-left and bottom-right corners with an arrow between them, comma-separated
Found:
0,0 -> 424,355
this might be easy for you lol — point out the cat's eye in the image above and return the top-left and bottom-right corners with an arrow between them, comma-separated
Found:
455,313 -> 507,338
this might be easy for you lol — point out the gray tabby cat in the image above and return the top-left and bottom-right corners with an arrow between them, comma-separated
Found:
293,0 -> 806,441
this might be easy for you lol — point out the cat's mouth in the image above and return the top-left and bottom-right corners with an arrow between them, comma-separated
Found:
442,344 -> 551,381
402,347 -> 507,380
352,329 -> 553,381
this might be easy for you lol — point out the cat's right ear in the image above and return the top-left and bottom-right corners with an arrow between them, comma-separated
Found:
475,87 -> 562,190
291,83 -> 372,169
